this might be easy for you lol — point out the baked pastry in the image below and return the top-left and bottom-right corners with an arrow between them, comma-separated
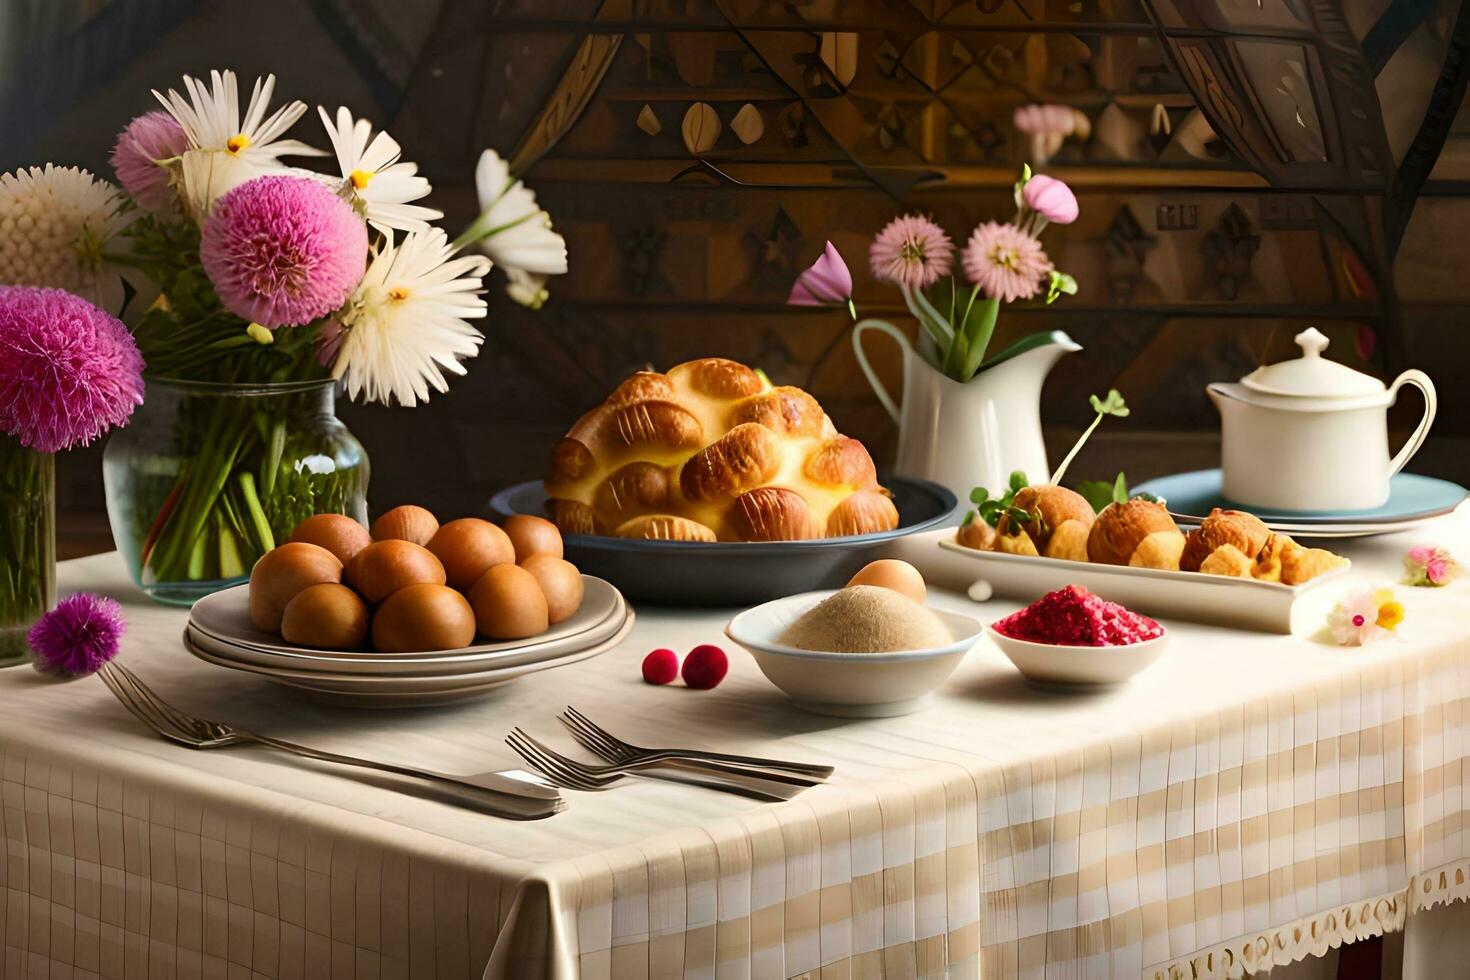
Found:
955,517 -> 995,551
544,358 -> 897,542
1087,498 -> 1185,569
1280,541 -> 1348,585
1182,508 -> 1272,572
1199,544 -> 1253,578
996,485 -> 1095,552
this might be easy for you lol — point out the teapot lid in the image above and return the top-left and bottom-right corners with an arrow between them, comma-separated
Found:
1240,327 -> 1385,398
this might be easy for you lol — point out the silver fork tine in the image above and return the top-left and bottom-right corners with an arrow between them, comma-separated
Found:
563,706 -> 834,778
109,662 -> 220,739
563,707 -> 637,759
98,666 -> 199,742
560,713 -> 633,762
505,730 -> 605,790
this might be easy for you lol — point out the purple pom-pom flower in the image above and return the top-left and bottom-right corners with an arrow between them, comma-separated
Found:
200,175 -> 367,328
28,593 -> 126,677
110,111 -> 188,214
0,286 -> 146,452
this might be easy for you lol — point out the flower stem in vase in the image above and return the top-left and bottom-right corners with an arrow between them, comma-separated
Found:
0,435 -> 56,664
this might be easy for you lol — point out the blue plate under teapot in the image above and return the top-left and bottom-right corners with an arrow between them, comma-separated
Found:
1133,469 -> 1467,526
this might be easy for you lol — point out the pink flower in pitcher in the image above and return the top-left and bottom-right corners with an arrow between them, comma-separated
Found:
869,214 -> 953,290
1022,174 -> 1079,225
787,241 -> 853,307
962,221 -> 1053,303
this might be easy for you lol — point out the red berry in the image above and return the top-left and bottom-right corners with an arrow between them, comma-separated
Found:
641,648 -> 679,685
681,644 -> 728,690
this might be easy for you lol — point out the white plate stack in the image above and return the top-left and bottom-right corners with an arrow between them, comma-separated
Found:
183,577 -> 632,707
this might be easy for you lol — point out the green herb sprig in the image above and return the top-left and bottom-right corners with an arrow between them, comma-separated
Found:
965,470 -> 1035,533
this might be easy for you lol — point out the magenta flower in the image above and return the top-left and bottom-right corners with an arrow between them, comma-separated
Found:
869,214 -> 953,290
962,221 -> 1054,303
200,175 -> 367,328
788,241 -> 853,307
0,286 -> 145,452
28,593 -> 126,676
109,111 -> 188,214
1022,174 -> 1079,225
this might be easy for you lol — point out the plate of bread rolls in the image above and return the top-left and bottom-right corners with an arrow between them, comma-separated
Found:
491,357 -> 959,605
942,481 -> 1350,633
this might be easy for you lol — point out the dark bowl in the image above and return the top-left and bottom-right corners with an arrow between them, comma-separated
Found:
487,476 -> 959,607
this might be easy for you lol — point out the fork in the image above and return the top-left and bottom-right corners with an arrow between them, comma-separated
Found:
505,728 -> 809,802
560,706 -> 834,779
97,662 -> 563,819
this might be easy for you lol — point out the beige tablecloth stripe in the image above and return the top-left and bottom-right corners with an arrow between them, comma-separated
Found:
508,635 -> 1470,978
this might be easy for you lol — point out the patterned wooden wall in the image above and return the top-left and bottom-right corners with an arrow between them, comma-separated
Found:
26,0 -> 1469,520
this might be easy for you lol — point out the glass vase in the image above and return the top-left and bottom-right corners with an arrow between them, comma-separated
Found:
103,379 -> 369,605
0,435 -> 55,664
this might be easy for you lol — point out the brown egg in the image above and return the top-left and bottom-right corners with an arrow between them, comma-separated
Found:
281,583 -> 369,649
370,504 -> 440,546
289,513 -> 372,564
846,559 -> 926,604
502,514 -> 564,562
346,540 -> 446,604
371,584 -> 476,653
427,518 -> 514,590
469,563 -> 549,640
520,554 -> 584,624
249,542 -> 343,631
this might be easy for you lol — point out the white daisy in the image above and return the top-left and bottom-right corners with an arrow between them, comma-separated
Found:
0,165 -> 133,312
460,148 -> 568,276
331,229 -> 491,407
153,70 -> 324,218
317,106 -> 441,234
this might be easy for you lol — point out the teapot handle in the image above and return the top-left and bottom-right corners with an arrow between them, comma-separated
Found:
851,319 -> 910,426
1387,369 -> 1437,476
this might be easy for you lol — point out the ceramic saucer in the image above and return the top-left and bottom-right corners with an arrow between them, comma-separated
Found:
1133,469 -> 1466,536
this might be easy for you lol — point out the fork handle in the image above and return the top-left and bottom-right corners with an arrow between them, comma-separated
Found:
630,754 -> 825,787
646,749 -> 834,779
237,732 -> 557,803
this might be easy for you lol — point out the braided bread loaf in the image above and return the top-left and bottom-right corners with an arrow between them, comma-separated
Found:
544,358 -> 899,542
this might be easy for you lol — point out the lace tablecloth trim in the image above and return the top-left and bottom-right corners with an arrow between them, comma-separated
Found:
1143,864 -> 1470,980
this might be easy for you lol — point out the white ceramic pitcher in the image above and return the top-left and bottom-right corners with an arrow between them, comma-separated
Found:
853,322 -> 1081,497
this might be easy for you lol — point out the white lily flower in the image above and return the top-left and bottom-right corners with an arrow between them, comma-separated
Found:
504,267 -> 548,309
318,106 -> 441,234
461,149 -> 568,276
330,229 -> 491,407
153,70 -> 324,218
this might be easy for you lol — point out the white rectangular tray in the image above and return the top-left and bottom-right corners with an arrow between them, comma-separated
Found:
936,538 -> 1351,634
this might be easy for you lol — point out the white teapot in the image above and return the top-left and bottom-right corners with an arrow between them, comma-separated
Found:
1206,327 -> 1436,511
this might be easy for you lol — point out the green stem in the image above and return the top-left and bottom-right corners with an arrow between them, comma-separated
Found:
1049,412 -> 1103,487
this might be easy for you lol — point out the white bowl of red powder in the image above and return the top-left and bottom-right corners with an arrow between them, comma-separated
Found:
987,584 -> 1168,688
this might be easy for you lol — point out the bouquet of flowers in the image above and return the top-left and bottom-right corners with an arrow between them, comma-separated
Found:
0,69 -> 568,593
789,166 -> 1077,382
0,286 -> 145,657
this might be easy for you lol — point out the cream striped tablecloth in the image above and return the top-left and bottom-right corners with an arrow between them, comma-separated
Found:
3,509 -> 1469,979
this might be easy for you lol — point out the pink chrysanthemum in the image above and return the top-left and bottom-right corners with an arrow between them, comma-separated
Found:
109,111 -> 188,213
28,593 -> 126,676
200,175 -> 367,328
961,221 -> 1054,303
869,214 -> 953,290
0,286 -> 145,452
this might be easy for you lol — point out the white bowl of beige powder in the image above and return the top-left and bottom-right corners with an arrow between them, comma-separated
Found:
724,586 -> 982,717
